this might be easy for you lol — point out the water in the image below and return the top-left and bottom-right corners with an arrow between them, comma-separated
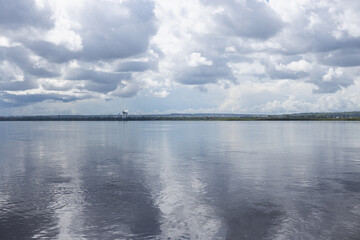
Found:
0,121 -> 359,239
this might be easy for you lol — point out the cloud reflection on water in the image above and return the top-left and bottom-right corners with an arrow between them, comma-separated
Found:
0,121 -> 359,239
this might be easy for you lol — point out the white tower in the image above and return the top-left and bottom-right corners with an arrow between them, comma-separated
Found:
122,110 -> 128,119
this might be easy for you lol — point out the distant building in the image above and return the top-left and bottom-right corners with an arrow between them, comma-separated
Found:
122,110 -> 128,119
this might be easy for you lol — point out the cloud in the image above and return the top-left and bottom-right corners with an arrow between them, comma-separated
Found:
65,68 -> 132,93
0,92 -> 88,107
22,40 -> 77,64
0,60 -> 23,82
188,53 -> 213,67
322,68 -> 343,82
111,80 -> 141,98
319,49 -> 360,67
78,0 -> 157,61
1,0 -> 360,114
276,60 -> 312,73
0,46 -> 58,78
115,60 -> 158,72
195,85 -> 208,93
176,59 -> 234,85
219,80 -> 317,113
228,61 -> 266,76
313,67 -> 354,93
151,89 -> 169,98
334,6 -> 360,39
266,59 -> 312,80
0,77 -> 37,91
18,0 -> 157,63
66,69 -> 130,84
208,0 -> 284,39
0,0 -> 158,108
0,0 -> 53,31
0,46 -> 58,92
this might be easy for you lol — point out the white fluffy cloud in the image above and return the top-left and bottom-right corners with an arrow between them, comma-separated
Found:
322,68 -> 343,82
189,53 -> 213,67
276,60 -> 312,73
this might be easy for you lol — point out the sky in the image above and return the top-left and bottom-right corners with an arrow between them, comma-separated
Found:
0,0 -> 360,115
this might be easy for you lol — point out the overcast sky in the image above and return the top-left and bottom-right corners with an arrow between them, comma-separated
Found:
1,0 -> 360,115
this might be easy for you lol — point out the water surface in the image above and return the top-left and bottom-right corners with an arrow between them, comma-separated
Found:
0,121 -> 359,239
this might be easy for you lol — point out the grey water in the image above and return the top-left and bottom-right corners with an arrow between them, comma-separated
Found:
0,121 -> 359,240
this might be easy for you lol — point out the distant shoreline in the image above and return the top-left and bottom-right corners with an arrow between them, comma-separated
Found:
1,112 -> 360,121
1,119 -> 359,122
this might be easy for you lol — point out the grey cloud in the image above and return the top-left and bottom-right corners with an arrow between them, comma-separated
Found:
275,2 -> 360,56
79,0 -> 157,61
10,0 -> 159,92
0,92 -> 88,107
66,69 -> 130,84
0,77 -> 37,91
262,1 -> 360,96
313,82 -> 346,94
301,31 -> 360,55
177,62 -> 234,85
40,82 -> 75,91
266,57 -> 310,80
0,0 -> 158,109
111,81 -> 140,98
251,0 -> 360,93
310,68 -> 354,93
0,0 -> 53,30
22,40 -> 77,64
66,69 -> 131,94
268,69 -> 308,80
112,88 -> 138,98
115,61 -> 158,72
171,0 -> 283,86
318,49 -> 360,67
2,0 -> 360,113
0,46 -> 58,92
194,85 -> 208,93
149,43 -> 165,58
0,46 -> 58,78
266,57 -> 354,94
4,0 -> 158,65
210,0 -> 283,39
79,82 -> 120,94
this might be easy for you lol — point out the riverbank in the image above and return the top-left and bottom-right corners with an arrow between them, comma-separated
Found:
1,112 -> 360,121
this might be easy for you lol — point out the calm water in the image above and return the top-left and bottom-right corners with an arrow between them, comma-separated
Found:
0,121 -> 359,239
